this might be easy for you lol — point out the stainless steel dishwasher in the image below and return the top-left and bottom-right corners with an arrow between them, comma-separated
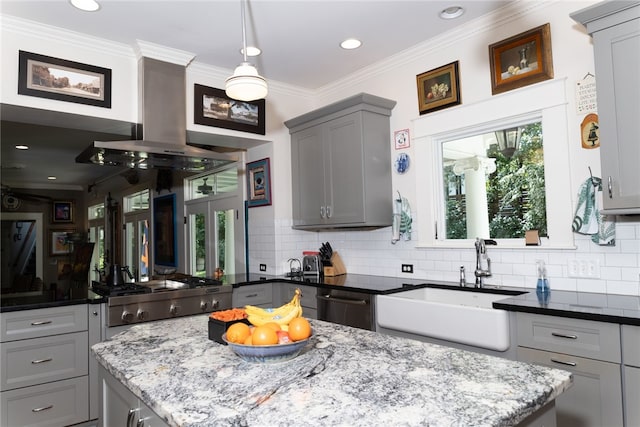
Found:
316,289 -> 375,330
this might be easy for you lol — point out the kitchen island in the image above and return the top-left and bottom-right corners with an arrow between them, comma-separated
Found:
92,316 -> 571,427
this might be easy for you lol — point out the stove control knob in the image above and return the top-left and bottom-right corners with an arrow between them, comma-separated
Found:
211,299 -> 220,310
121,311 -> 133,323
136,309 -> 147,321
200,301 -> 209,311
169,304 -> 179,316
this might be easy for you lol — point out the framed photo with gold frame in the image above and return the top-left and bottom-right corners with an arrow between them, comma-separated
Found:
489,23 -> 554,95
416,61 -> 461,115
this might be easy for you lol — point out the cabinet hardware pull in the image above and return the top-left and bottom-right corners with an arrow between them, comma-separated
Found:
550,358 -> 577,367
320,206 -> 326,218
31,357 -> 53,364
127,408 -> 140,427
551,332 -> 578,339
317,294 -> 368,305
607,176 -> 613,199
30,320 -> 52,326
326,206 -> 332,218
31,404 -> 53,413
245,293 -> 258,298
137,418 -> 146,427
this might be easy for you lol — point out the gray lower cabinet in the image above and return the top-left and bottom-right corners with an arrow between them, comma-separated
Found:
622,325 -> 640,426
285,93 -> 396,229
571,2 -> 640,213
100,365 -> 167,427
0,304 -> 91,427
232,283 -> 273,308
516,313 -> 623,427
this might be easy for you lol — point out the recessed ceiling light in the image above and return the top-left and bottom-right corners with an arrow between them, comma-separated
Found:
340,38 -> 362,50
47,176 -> 57,180
440,6 -> 464,20
241,46 -> 262,57
69,0 -> 100,12
15,145 -> 29,150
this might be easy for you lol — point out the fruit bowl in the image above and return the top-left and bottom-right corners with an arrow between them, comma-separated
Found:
222,333 -> 311,363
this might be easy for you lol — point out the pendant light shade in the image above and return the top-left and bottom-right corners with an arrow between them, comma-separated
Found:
494,126 -> 522,159
225,0 -> 268,101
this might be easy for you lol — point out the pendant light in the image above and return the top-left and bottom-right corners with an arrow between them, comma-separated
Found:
225,0 -> 268,101
494,126 -> 523,159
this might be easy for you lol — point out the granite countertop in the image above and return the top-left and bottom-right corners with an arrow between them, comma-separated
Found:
92,315 -> 572,427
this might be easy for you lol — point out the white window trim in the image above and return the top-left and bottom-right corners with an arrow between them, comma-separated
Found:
413,78 -> 576,249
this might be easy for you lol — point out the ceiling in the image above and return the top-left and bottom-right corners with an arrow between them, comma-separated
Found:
0,0 -> 510,192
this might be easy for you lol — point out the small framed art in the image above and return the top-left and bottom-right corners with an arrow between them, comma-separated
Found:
50,229 -> 74,256
489,23 -> 554,95
52,201 -> 73,223
416,61 -> 461,115
246,158 -> 272,208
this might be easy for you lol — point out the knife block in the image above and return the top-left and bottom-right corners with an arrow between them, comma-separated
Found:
324,252 -> 347,277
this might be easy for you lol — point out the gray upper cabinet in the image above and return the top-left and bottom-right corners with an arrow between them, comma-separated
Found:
285,93 -> 396,230
572,2 -> 640,214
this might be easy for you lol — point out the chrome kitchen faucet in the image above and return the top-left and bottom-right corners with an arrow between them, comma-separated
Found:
474,238 -> 492,288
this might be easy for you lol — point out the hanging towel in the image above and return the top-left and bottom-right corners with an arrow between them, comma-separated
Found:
572,176 -> 615,246
392,196 -> 413,243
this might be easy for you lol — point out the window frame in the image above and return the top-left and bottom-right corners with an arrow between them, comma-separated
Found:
413,78 -> 575,249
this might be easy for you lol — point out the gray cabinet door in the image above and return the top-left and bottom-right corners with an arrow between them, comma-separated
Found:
518,346 -> 623,427
325,111 -> 365,225
592,13 -> 640,211
291,123 -> 326,227
625,366 -> 640,427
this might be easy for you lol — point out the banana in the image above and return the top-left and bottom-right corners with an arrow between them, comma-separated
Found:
246,288 -> 302,327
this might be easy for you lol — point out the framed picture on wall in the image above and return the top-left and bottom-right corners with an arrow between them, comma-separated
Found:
416,61 -> 461,115
489,23 -> 554,95
50,229 -> 74,256
52,201 -> 73,223
18,50 -> 112,108
194,84 -> 266,135
246,158 -> 272,208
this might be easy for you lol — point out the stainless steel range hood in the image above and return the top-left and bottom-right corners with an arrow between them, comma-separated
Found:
76,57 -> 239,171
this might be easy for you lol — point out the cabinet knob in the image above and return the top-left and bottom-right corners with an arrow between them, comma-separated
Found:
93,310 -> 99,316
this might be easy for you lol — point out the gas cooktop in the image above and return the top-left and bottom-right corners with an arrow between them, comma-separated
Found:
92,277 -> 223,297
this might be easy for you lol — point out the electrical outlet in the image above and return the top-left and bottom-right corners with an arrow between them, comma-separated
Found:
259,264 -> 267,272
567,259 -> 600,279
401,264 -> 413,273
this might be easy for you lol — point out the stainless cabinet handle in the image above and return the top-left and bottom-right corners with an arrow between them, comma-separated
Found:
127,408 -> 140,427
137,419 -> 146,427
550,358 -> 577,367
320,206 -> 326,218
245,293 -> 258,298
326,206 -> 332,218
31,357 -> 53,364
317,294 -> 368,305
551,332 -> 578,339
607,176 -> 613,198
32,404 -> 53,413
30,320 -> 52,326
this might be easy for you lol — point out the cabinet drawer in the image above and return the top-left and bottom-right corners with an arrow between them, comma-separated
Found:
518,346 -> 623,427
1,332 -> 88,391
1,305 -> 88,342
283,284 -> 317,310
624,366 -> 640,427
622,324 -> 640,367
232,284 -> 273,307
1,376 -> 89,427
516,313 -> 620,362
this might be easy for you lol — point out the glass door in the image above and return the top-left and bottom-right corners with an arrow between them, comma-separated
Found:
186,195 -> 243,278
123,214 -> 150,282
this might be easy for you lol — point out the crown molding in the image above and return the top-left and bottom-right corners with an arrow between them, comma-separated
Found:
317,0 -> 553,97
134,40 -> 195,65
0,14 -> 134,59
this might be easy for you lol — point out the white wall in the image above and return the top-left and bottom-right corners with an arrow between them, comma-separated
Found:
1,2 -> 639,296
260,1 -> 640,296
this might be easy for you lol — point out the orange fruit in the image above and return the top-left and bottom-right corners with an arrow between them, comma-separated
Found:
251,326 -> 279,345
288,317 -> 312,341
226,322 -> 251,344
263,322 -> 282,331
244,334 -> 253,345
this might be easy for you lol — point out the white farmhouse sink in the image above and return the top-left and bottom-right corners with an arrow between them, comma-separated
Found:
377,287 -> 524,352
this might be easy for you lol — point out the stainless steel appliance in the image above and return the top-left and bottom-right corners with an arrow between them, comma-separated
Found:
317,289 -> 375,331
92,276 -> 232,328
302,254 -> 321,276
